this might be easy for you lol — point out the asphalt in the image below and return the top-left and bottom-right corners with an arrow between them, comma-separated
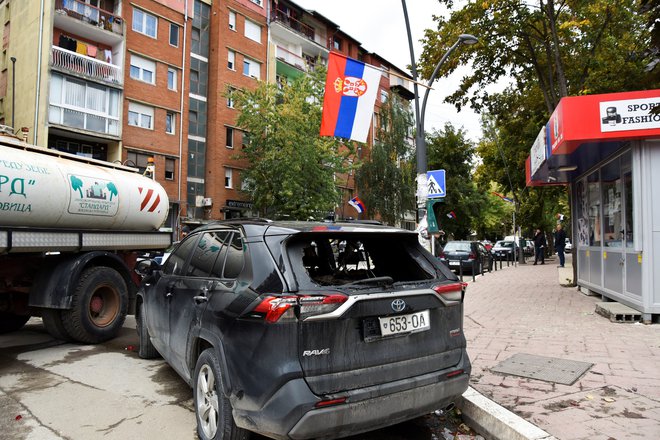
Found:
455,253 -> 660,440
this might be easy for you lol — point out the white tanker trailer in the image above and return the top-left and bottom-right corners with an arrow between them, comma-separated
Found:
0,132 -> 171,343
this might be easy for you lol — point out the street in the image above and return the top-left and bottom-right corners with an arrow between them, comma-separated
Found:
0,317 -> 480,440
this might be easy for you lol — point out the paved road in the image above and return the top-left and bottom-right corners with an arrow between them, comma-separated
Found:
0,317 -> 480,440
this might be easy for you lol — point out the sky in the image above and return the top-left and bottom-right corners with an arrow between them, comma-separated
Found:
293,0 -> 484,141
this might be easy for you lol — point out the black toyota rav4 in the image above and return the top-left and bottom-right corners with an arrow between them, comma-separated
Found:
136,219 -> 470,440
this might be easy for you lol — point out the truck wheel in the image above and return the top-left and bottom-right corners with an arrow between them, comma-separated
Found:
41,309 -> 73,341
62,267 -> 128,344
0,312 -> 30,334
137,301 -> 159,359
194,349 -> 249,440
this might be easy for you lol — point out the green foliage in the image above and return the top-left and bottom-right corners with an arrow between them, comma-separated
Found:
355,95 -> 415,225
425,124 -> 482,240
232,67 -> 351,220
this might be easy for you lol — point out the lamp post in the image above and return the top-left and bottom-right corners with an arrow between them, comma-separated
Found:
10,56 -> 16,129
400,1 -> 477,221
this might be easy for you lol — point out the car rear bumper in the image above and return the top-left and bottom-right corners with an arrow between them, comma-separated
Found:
232,353 -> 471,440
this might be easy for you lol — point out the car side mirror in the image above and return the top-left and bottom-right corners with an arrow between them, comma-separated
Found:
135,259 -> 159,278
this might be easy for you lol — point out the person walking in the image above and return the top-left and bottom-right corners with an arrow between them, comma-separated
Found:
533,228 -> 546,265
554,223 -> 567,267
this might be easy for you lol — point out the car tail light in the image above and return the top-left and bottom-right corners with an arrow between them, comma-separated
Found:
314,397 -> 347,408
468,252 -> 476,260
253,294 -> 348,323
438,252 -> 446,259
446,369 -> 465,378
432,282 -> 466,302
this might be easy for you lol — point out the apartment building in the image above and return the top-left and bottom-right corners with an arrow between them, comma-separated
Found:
0,0 -> 414,227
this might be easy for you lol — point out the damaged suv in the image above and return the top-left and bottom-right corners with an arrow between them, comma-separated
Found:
136,219 -> 470,440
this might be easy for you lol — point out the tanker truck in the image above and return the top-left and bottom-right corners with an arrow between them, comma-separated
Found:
0,130 -> 171,343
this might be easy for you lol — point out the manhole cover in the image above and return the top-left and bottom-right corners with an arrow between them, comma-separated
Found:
491,353 -> 593,385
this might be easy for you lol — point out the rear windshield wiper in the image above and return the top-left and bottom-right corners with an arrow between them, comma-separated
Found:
343,276 -> 394,288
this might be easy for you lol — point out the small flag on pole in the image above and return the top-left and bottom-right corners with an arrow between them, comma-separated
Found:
491,191 -> 514,203
447,211 -> 457,219
320,52 -> 383,143
349,196 -> 366,214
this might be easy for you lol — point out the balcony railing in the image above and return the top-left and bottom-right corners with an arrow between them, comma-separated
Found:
275,46 -> 323,72
52,46 -> 122,86
55,0 -> 124,36
271,9 -> 317,44
49,105 -> 120,136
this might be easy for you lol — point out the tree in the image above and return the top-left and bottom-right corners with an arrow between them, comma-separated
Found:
233,68 -> 351,220
355,94 -> 415,225
420,0 -> 656,115
425,123 -> 481,240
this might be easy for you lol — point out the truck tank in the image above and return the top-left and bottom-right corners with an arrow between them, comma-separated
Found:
0,135 -> 168,231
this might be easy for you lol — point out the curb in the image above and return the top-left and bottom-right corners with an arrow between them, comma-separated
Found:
457,387 -> 558,440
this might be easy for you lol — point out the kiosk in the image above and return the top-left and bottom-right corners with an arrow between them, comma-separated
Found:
526,89 -> 660,322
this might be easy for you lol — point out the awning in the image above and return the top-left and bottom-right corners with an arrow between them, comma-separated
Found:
526,89 -> 660,186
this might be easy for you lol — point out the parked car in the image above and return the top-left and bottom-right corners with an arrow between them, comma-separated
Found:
524,239 -> 534,257
492,240 -> 519,260
135,219 -> 471,440
481,240 -> 493,252
565,238 -> 573,252
438,240 -> 493,274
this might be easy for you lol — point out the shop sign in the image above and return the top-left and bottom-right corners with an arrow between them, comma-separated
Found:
226,199 -> 253,209
530,125 -> 547,178
600,97 -> 660,133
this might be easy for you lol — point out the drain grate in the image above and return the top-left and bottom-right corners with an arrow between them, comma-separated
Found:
491,353 -> 593,385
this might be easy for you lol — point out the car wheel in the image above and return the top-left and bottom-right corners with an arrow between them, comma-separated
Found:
194,349 -> 249,440
137,301 -> 159,359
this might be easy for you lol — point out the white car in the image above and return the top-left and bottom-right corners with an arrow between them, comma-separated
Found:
565,238 -> 572,252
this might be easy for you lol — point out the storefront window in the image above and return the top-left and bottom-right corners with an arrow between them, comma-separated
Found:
587,171 -> 601,246
621,151 -> 633,248
576,179 -> 589,246
601,159 -> 622,247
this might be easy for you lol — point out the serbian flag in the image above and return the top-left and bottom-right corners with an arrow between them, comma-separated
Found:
348,196 -> 366,214
320,52 -> 383,143
447,211 -> 457,219
491,191 -> 514,203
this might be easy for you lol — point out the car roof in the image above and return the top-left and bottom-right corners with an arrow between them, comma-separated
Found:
189,218 -> 413,238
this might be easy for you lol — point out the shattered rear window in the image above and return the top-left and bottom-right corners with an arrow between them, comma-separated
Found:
287,233 -> 436,287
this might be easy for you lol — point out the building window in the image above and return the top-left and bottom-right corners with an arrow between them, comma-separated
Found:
225,168 -> 233,188
169,23 -> 179,47
333,36 -> 342,50
243,58 -> 260,79
244,19 -> 261,43
241,131 -> 249,148
166,112 -> 175,134
126,151 -> 152,174
228,11 -> 236,31
128,102 -> 154,129
380,89 -> 388,103
228,50 -> 235,70
129,55 -> 155,84
167,68 -> 177,90
132,8 -> 157,38
165,158 -> 175,180
226,127 -> 234,148
227,87 -> 235,108
250,0 -> 262,6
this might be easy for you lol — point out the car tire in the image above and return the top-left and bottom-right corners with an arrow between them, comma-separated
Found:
194,349 -> 249,440
137,301 -> 160,359
0,312 -> 30,334
62,267 -> 128,344
41,308 -> 73,341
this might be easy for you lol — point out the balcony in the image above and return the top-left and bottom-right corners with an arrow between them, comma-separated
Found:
55,0 -> 124,36
52,46 -> 122,86
271,8 -> 317,43
275,46 -> 324,73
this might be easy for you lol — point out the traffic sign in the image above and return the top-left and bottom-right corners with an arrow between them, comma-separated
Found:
426,170 -> 446,198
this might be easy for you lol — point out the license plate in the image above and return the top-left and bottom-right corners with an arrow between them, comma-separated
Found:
449,261 -> 459,266
379,310 -> 430,337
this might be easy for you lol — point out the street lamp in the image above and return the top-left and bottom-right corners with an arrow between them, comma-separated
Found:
400,1 -> 477,218
10,56 -> 16,129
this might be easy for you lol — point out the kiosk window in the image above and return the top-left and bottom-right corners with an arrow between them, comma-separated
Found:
587,171 -> 601,246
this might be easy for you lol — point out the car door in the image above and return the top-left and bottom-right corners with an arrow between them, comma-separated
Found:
144,236 -> 198,358
168,230 -> 232,377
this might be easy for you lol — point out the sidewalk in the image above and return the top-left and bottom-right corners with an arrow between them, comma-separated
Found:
458,254 -> 660,440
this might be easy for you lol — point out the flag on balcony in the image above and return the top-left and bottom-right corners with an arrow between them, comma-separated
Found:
348,196 -> 366,214
446,211 -> 457,219
320,52 -> 382,143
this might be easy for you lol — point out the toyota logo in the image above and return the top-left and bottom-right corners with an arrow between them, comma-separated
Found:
391,299 -> 406,313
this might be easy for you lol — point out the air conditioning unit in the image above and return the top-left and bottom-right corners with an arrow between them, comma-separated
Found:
202,198 -> 213,207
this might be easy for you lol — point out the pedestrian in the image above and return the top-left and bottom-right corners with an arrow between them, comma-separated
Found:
181,225 -> 190,239
533,228 -> 546,265
554,223 -> 567,267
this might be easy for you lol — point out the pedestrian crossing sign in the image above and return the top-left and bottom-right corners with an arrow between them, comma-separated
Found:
426,170 -> 446,198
